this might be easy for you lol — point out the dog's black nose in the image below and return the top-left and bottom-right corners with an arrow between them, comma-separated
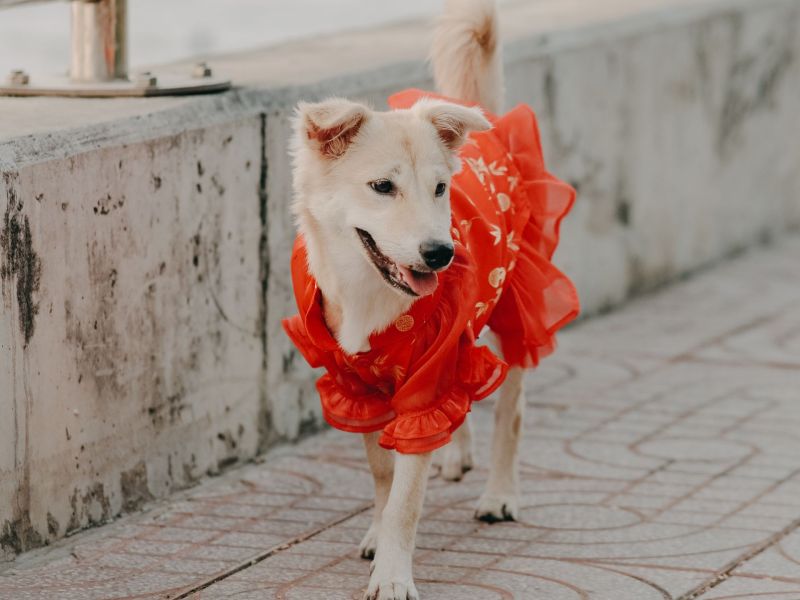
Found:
420,241 -> 454,270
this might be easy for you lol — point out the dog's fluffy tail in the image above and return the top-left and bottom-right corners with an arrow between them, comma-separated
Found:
431,0 -> 504,113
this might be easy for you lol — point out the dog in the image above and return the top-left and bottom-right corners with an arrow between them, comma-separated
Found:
283,1 -> 579,598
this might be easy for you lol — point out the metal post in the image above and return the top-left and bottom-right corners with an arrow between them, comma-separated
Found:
1,0 -> 230,97
70,0 -> 128,82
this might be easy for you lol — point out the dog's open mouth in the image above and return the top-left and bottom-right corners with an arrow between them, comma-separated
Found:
356,228 -> 439,297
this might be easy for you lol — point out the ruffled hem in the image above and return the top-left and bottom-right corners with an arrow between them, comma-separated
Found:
486,107 -> 580,368
379,390 -> 468,454
317,343 -> 507,453
378,344 -> 507,454
317,375 -> 395,434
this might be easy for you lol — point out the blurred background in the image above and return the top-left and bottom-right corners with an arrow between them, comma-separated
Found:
0,0 -> 463,75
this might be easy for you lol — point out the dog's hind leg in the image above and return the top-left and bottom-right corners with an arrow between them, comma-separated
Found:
360,431 -> 394,560
436,417 -> 474,481
476,365 -> 524,522
365,451 -> 432,600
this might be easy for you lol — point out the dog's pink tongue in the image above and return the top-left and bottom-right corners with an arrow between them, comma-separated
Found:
399,266 -> 439,297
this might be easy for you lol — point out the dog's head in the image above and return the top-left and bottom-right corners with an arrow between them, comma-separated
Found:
291,98 -> 491,298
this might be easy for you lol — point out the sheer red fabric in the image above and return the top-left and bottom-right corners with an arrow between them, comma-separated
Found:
282,89 -> 579,454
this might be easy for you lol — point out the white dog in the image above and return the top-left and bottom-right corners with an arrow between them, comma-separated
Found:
283,1 -> 579,598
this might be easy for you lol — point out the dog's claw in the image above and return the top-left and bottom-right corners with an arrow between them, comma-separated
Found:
363,581 -> 419,600
475,492 -> 519,523
361,547 -> 376,560
476,511 -> 501,524
359,522 -> 380,561
437,443 -> 474,482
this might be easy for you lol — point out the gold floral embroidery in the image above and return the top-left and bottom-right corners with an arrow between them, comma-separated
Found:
370,354 -> 388,378
489,225 -> 502,246
370,356 -> 405,383
395,314 -> 414,332
497,193 -> 511,212
464,156 -> 489,184
391,364 -> 406,381
489,267 -> 507,289
507,231 -> 520,253
487,161 -> 508,177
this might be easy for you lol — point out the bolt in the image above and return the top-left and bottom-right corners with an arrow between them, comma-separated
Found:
8,69 -> 30,86
192,62 -> 212,79
135,71 -> 158,89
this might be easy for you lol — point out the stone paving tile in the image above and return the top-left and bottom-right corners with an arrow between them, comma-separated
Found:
733,528 -> 800,581
697,576 -> 800,600
1,237 -> 799,599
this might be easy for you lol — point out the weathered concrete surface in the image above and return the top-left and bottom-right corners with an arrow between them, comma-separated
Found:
1,0 -> 800,557
533,0 -> 800,311
0,235 -> 798,599
1,123 -> 264,559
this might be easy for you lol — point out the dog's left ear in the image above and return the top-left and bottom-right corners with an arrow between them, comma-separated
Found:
297,99 -> 370,160
415,100 -> 492,151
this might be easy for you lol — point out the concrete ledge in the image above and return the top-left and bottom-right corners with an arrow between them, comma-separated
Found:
2,0 -> 799,557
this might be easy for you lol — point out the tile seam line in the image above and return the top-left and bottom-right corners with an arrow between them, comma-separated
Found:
677,516 -> 800,600
167,501 -> 373,599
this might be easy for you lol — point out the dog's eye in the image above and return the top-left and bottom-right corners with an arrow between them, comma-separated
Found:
369,180 -> 395,195
435,182 -> 447,197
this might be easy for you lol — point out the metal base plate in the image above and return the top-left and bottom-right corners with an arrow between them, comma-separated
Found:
0,74 -> 231,98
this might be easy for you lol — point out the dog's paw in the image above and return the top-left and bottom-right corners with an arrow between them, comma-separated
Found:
364,578 -> 419,600
475,491 -> 519,523
439,443 -> 473,483
434,440 -> 473,482
359,523 -> 380,560
365,550 -> 418,600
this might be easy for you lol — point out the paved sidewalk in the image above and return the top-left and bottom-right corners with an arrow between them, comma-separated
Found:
2,236 -> 799,600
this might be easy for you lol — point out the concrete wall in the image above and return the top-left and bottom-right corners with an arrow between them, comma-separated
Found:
1,122 -> 266,556
2,0 -> 799,557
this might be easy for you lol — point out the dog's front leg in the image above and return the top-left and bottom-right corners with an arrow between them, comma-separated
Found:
360,431 -> 394,560
476,366 -> 524,522
365,451 -> 432,600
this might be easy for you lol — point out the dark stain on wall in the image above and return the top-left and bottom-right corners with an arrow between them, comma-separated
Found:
120,462 -> 154,513
66,484 -> 112,534
717,15 -> 795,155
615,170 -> 632,228
282,348 -> 296,374
0,515 -> 43,555
1,177 -> 42,347
46,513 -> 59,538
257,112 -> 272,452
93,193 -> 126,216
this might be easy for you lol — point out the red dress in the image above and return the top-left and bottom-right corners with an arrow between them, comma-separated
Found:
283,89 -> 580,454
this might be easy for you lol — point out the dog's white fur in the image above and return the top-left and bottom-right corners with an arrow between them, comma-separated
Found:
291,2 -> 526,598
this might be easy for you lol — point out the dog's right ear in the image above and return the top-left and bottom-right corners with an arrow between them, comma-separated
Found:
297,99 -> 370,160
414,100 -> 492,152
